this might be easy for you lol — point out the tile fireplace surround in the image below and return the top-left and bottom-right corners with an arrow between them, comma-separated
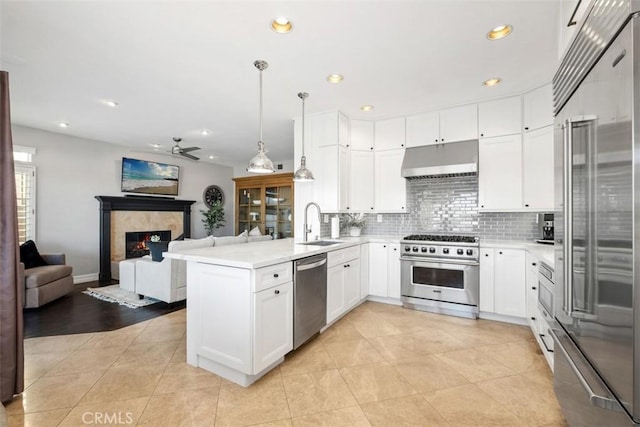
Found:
95,196 -> 195,283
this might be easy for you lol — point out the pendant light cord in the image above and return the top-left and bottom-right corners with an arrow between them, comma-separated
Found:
259,67 -> 263,144
301,95 -> 305,157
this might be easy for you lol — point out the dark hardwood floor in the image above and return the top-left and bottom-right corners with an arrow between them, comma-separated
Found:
23,281 -> 186,339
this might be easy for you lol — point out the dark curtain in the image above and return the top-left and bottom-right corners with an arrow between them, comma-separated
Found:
0,71 -> 24,403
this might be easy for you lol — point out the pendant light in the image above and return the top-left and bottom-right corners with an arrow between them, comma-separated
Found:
247,60 -> 275,174
293,92 -> 314,182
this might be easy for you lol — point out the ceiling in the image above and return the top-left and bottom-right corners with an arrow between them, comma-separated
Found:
0,1 -> 560,168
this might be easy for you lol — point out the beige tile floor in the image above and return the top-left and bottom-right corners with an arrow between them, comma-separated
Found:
5,301 -> 568,426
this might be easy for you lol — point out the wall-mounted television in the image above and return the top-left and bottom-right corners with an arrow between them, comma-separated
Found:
121,157 -> 180,196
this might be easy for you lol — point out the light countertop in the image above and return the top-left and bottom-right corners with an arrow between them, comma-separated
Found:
481,240 -> 555,268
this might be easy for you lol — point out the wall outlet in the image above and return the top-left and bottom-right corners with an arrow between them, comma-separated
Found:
323,214 -> 329,223
377,214 -> 383,223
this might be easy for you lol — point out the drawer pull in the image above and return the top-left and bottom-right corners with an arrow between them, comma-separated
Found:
274,289 -> 280,295
539,333 -> 554,353
532,286 -> 537,290
273,273 -> 279,278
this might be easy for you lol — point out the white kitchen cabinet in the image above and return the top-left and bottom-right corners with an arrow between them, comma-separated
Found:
522,125 -> 554,210
523,84 -> 553,132
478,96 -> 522,138
479,247 -> 526,319
387,243 -> 401,299
525,252 -> 540,331
254,281 -> 294,373
350,120 -> 374,151
348,150 -> 375,212
478,134 -> 523,210
374,149 -> 406,212
368,242 -> 401,299
360,243 -> 370,299
315,144 -> 349,212
406,111 -> 440,147
494,249 -> 526,318
406,105 -> 478,148
375,117 -> 405,151
186,261 -> 293,386
308,111 -> 349,148
479,248 -> 495,312
327,246 -> 361,324
439,104 -> 478,143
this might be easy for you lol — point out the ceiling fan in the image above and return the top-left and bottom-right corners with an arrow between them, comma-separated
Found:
169,137 -> 200,160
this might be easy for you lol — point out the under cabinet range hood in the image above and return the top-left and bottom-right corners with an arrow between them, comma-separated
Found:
401,139 -> 478,179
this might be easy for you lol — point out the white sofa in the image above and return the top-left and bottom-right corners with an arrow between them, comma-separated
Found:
120,233 -> 272,303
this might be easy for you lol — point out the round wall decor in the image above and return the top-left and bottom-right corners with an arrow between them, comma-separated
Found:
203,185 -> 224,208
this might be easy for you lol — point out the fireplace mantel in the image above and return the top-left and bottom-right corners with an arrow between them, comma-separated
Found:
95,196 -> 196,282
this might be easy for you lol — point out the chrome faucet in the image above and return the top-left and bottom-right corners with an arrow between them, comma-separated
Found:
303,202 -> 322,242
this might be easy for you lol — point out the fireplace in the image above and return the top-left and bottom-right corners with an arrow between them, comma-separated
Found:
125,230 -> 171,259
95,196 -> 195,283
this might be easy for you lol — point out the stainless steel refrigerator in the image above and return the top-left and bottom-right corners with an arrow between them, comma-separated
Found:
552,0 -> 639,425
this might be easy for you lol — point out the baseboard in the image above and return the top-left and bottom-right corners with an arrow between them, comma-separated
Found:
366,295 -> 403,306
478,311 -> 528,326
73,273 -> 99,284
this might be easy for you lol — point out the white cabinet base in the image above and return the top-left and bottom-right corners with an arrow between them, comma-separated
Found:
196,355 -> 284,388
366,295 -> 402,306
478,311 -> 529,326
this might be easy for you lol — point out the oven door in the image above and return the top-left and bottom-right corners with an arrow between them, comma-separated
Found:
401,257 -> 479,306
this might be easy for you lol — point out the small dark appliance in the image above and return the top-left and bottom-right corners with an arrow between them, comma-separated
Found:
536,213 -> 554,244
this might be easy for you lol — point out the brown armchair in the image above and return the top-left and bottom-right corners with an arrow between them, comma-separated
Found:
20,253 -> 73,308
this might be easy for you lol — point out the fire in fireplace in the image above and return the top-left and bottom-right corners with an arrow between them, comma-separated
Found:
125,230 -> 171,259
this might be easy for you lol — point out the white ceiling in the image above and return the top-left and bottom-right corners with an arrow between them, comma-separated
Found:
0,0 -> 560,168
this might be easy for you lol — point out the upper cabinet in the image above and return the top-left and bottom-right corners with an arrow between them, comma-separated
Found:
523,84 -> 553,132
522,125 -> 554,210
406,104 -> 478,147
374,117 -> 405,151
374,149 -> 406,212
406,111 -> 440,147
439,104 -> 478,143
309,111 -> 349,148
478,134 -> 523,211
350,120 -> 374,151
478,96 -> 522,138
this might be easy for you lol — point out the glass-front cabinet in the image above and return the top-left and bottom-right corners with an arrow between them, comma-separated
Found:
234,173 -> 294,239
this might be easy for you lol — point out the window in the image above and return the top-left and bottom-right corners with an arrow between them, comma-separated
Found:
14,145 -> 36,244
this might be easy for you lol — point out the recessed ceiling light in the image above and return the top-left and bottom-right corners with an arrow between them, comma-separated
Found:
361,105 -> 374,112
483,77 -> 502,87
150,143 -> 161,148
58,122 -> 70,128
200,129 -> 210,136
271,16 -> 293,33
327,74 -> 344,83
487,25 -> 513,40
104,100 -> 119,107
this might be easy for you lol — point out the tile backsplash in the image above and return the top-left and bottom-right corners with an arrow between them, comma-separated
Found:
323,175 -> 544,242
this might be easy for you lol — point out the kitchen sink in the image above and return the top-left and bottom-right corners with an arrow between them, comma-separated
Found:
297,240 -> 343,246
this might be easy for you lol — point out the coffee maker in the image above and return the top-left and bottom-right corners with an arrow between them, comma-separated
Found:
536,213 -> 554,244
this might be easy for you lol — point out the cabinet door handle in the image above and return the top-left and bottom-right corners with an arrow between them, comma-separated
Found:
532,286 -> 537,290
480,133 -> 484,137
539,334 -> 554,353
485,253 -> 489,257
525,204 -> 530,207
532,262 -> 537,266
273,273 -> 279,278
499,251 -> 503,255
524,126 -> 530,131
531,316 -> 536,321
274,289 -> 280,295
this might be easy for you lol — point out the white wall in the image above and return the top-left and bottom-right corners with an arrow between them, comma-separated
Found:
12,125 -> 234,279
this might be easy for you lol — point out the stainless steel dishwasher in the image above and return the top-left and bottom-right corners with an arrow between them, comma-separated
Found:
293,253 -> 327,349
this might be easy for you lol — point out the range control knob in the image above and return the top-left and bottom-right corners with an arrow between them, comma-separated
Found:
404,246 -> 411,252
421,247 -> 428,253
457,249 -> 464,255
443,248 -> 450,254
412,246 -> 419,252
466,249 -> 473,256
429,247 -> 436,253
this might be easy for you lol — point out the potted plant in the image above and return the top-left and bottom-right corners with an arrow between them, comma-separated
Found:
201,201 -> 226,236
343,213 -> 366,237
146,234 -> 169,262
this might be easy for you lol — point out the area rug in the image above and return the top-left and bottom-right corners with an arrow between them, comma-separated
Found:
82,285 -> 160,308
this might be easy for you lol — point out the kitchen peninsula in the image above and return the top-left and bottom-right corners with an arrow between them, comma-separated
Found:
164,238 -> 363,387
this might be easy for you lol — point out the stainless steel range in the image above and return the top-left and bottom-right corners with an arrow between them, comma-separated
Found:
400,234 -> 479,319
